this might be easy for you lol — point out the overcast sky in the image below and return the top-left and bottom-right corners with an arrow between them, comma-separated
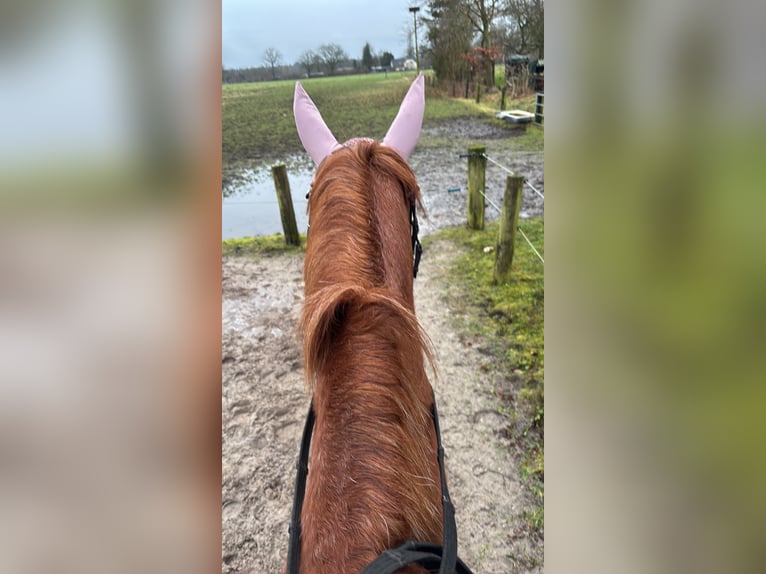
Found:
222,0 -> 421,69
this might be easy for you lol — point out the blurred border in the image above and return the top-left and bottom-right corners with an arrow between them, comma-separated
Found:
547,0 -> 766,572
0,1 -> 221,572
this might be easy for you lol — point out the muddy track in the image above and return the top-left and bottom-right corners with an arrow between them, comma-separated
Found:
222,116 -> 544,573
222,244 -> 543,573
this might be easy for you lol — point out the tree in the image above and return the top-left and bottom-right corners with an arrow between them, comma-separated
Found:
380,51 -> 395,68
318,43 -> 348,76
298,49 -> 318,77
263,47 -> 282,80
424,0 -> 474,83
504,0 -> 544,57
462,45 -> 503,97
465,0 -> 502,86
362,42 -> 374,71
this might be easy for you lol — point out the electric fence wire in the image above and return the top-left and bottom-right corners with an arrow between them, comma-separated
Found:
478,184 -> 544,264
482,153 -> 544,200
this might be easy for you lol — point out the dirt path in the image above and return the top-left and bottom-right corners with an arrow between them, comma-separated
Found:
222,242 -> 543,573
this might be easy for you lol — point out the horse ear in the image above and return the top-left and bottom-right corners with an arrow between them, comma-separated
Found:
382,73 -> 425,161
294,82 -> 340,166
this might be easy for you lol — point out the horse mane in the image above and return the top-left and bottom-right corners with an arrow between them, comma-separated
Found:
301,141 -> 431,382
298,141 -> 442,573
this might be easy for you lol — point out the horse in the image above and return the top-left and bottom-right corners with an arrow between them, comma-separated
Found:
285,75 -> 470,574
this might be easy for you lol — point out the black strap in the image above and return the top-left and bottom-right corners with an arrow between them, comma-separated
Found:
410,202 -> 423,278
285,401 -> 314,574
361,541 -> 474,574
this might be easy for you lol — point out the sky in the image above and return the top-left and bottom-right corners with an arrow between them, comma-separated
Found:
222,0 -> 421,69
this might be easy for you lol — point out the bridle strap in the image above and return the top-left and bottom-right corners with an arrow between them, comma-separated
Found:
360,541 -> 474,574
410,201 -> 423,278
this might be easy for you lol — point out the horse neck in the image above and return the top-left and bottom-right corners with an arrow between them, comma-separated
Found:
304,154 -> 416,307
299,150 -> 442,572
302,304 -> 441,572
368,169 -> 416,308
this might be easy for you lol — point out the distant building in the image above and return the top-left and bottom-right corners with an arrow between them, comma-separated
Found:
390,58 -> 417,71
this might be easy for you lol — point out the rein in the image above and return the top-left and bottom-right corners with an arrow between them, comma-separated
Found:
284,393 -> 474,574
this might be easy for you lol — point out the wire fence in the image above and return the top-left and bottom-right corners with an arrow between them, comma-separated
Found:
224,150 -> 544,265
465,151 -> 545,266
483,152 -> 544,201
477,187 -> 544,265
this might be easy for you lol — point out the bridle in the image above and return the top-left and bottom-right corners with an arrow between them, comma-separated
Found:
284,392 -> 474,574
410,201 -> 423,279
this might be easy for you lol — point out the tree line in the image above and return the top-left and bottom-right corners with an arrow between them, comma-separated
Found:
223,42 -> 400,84
222,0 -> 543,88
425,0 -> 544,88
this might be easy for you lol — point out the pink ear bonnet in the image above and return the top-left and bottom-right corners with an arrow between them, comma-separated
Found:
293,73 -> 425,166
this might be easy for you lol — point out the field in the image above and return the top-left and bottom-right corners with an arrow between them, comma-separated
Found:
222,71 -> 542,187
222,71 -> 545,570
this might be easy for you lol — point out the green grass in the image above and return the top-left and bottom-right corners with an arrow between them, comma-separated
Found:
222,234 -> 306,257
424,218 -> 544,533
224,72 -> 478,169
473,90 -> 544,152
222,71 -> 540,183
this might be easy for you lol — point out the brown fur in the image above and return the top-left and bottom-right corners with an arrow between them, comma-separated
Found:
298,142 -> 441,573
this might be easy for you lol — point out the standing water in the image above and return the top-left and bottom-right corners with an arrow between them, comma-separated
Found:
222,164 -> 314,239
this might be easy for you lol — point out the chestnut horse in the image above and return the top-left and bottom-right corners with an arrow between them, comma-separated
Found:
285,75 -> 455,574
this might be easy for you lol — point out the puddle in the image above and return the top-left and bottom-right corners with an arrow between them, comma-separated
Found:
222,164 -> 314,239
222,140 -> 543,240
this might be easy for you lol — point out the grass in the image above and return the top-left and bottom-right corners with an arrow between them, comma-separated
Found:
222,234 -> 306,257
224,72 -> 482,171
424,218 -> 545,534
222,70 -> 542,186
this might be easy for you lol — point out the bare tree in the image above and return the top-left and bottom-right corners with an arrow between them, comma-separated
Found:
262,47 -> 282,80
466,0 -> 501,49
504,0 -> 544,57
465,0 -> 502,86
311,52 -> 324,74
298,49 -> 318,77
318,43 -> 348,76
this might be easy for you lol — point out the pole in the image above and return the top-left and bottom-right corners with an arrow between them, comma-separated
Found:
409,6 -> 420,73
466,146 -> 487,230
271,164 -> 300,246
493,174 -> 524,283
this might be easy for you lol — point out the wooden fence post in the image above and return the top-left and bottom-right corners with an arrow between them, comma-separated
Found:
493,174 -> 524,283
271,164 -> 300,246
466,145 -> 487,230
